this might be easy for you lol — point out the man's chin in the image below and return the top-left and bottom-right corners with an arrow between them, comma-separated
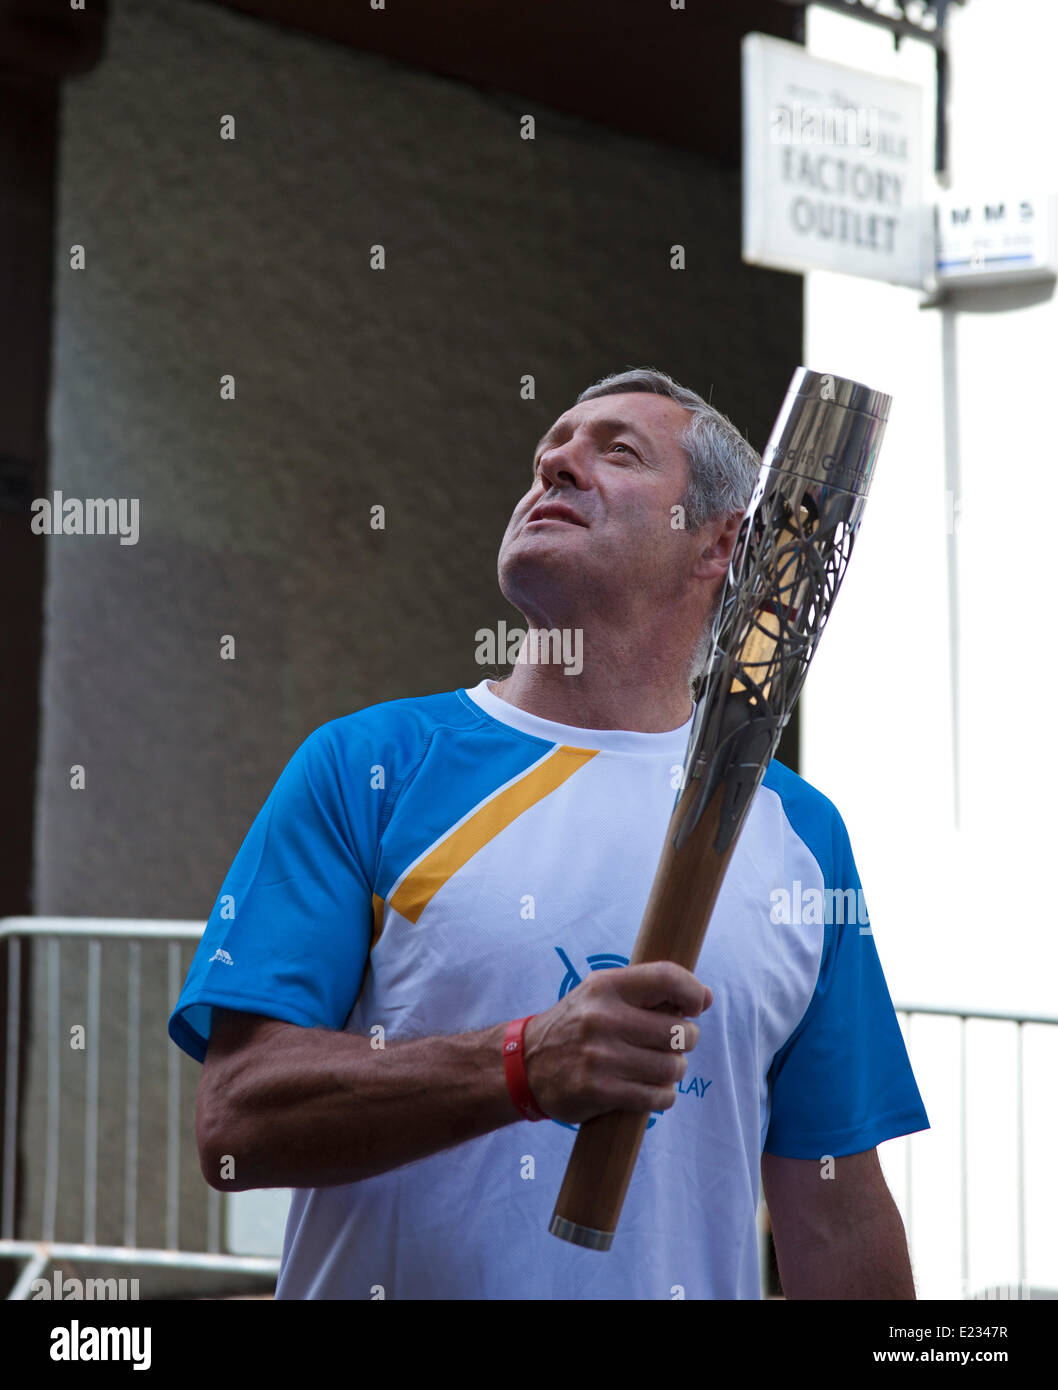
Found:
498,550 -> 593,616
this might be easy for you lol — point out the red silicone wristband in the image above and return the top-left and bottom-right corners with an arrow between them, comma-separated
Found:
503,1016 -> 548,1122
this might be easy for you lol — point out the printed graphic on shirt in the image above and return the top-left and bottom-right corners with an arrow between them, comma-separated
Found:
550,946 -> 713,1131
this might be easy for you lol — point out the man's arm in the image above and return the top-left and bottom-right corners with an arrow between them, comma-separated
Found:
195,961 -> 709,1191
760,1148 -> 916,1299
196,1009 -> 517,1190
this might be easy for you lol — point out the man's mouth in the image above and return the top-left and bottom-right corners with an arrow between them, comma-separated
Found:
525,503 -> 587,527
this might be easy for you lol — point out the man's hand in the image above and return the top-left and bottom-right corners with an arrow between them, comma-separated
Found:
196,963 -> 711,1190
522,961 -> 712,1124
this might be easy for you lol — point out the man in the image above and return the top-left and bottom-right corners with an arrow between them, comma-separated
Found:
170,366 -> 928,1300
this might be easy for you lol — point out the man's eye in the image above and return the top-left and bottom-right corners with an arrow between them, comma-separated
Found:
610,442 -> 634,455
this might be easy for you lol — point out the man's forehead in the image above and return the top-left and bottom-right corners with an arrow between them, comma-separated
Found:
534,393 -> 688,457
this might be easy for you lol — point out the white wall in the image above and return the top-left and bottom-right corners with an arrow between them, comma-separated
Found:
802,0 -> 1058,1301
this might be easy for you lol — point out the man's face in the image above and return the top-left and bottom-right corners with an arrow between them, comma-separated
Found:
497,391 -> 700,624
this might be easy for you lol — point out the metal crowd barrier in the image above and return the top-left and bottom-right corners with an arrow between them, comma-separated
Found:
2,918 -> 1054,1300
0,918 -> 281,1300
893,1001 -> 1058,1299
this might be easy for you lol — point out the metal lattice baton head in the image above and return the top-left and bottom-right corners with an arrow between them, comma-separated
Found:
674,368 -> 891,855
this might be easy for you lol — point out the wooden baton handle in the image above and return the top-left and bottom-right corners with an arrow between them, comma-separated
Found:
549,777 -> 736,1249
549,519 -> 806,1248
547,366 -> 890,1249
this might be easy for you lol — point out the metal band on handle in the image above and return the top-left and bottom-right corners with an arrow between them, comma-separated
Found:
547,1216 -> 614,1251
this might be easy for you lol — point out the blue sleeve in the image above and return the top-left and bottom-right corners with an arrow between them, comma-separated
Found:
763,786 -> 930,1158
168,722 -> 377,1063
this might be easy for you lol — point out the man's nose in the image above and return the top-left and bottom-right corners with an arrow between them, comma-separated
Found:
538,442 -> 589,491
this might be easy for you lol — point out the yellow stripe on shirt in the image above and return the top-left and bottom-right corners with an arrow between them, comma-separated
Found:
370,892 -> 385,951
388,746 -> 598,925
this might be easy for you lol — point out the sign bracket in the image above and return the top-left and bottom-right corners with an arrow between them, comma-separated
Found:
775,0 -> 969,178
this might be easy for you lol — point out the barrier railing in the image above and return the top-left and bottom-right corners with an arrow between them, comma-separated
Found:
0,917 -> 280,1299
3,918 -> 1053,1300
893,1001 -> 1058,1299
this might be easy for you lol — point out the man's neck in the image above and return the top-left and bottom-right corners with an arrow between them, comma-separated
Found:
487,657 -> 694,734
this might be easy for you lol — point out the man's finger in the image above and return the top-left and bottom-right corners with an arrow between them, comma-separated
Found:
610,961 -> 710,1016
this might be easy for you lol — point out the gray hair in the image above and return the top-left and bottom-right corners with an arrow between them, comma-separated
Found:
574,366 -> 760,688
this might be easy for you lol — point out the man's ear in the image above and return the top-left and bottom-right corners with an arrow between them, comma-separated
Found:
692,510 -> 743,582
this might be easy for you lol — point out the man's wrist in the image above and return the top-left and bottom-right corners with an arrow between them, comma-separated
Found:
502,1015 -> 548,1121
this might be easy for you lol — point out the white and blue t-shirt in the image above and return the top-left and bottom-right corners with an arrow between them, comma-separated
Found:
169,680 -> 928,1299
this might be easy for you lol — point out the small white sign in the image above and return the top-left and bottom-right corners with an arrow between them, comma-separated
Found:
935,192 -> 1058,287
742,33 -> 928,288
